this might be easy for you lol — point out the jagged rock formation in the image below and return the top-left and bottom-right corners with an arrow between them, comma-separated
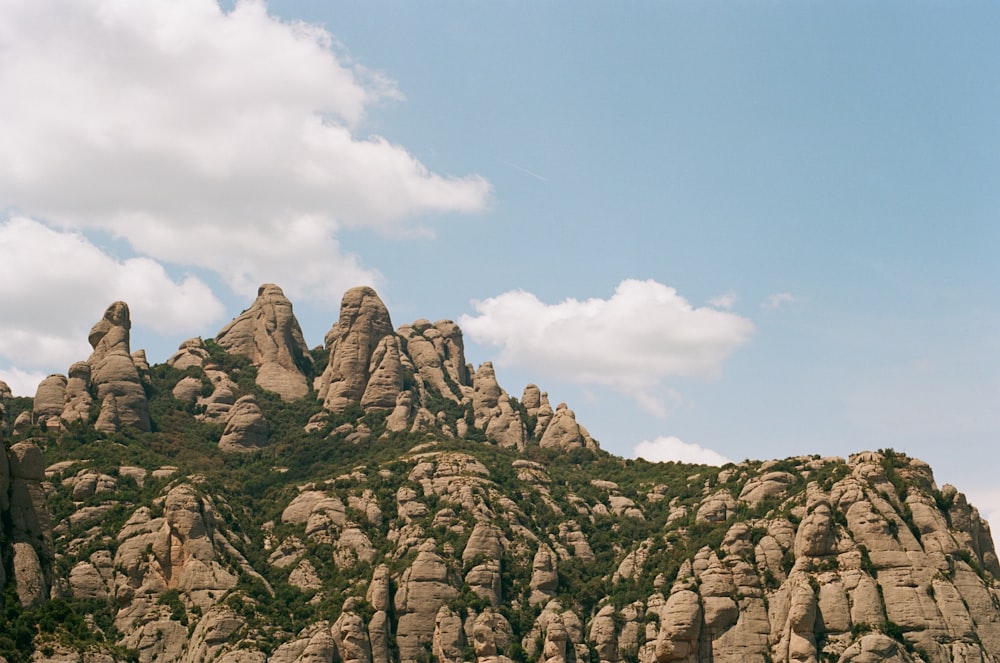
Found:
215,283 -> 313,401
311,287 -> 594,452
87,301 -> 151,431
4,285 -> 1000,663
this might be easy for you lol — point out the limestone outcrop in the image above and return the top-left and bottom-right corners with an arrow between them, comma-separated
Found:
215,283 -> 313,401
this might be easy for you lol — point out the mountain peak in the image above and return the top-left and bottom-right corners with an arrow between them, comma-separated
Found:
215,283 -> 313,401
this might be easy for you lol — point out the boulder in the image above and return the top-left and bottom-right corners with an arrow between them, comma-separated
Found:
794,503 -> 837,558
32,374 -> 67,425
12,542 -> 46,607
432,606 -> 465,663
463,522 -> 504,563
529,544 -> 559,606
218,395 -> 269,453
539,403 -> 595,451
589,605 -> 619,663
9,440 -> 45,480
167,337 -> 211,370
61,362 -> 93,423
172,375 -> 204,402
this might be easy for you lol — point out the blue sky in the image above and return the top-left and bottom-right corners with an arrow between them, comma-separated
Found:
1,1 -> 998,521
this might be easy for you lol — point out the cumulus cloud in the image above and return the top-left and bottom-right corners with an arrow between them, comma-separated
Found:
0,217 -> 226,372
460,279 -> 754,413
0,0 -> 490,300
632,436 -> 733,466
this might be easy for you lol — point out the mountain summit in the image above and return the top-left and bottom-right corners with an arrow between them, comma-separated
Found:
1,285 -> 998,663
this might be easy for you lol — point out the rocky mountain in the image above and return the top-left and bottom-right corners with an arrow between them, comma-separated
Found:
1,285 -> 999,663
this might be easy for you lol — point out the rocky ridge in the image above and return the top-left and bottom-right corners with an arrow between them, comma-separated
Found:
0,286 -> 999,663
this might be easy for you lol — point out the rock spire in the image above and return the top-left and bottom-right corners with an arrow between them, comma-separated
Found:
215,283 -> 313,401
87,301 -> 150,432
316,286 -> 398,413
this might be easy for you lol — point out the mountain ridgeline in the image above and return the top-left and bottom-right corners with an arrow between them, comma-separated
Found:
0,284 -> 998,663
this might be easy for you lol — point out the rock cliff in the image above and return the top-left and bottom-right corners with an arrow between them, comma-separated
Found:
2,285 -> 999,663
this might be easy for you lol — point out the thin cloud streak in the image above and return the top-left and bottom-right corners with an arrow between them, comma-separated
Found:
499,159 -> 548,182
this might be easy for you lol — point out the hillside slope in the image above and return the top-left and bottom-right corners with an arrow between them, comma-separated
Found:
1,285 -> 997,663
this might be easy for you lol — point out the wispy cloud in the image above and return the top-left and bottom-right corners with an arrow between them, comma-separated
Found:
762,292 -> 798,311
709,292 -> 738,310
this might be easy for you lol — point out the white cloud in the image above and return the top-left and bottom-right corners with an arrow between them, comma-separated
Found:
0,0 -> 490,301
0,367 -> 49,398
709,292 -> 738,310
762,292 -> 798,311
0,217 -> 226,371
632,436 -> 733,466
460,279 -> 754,413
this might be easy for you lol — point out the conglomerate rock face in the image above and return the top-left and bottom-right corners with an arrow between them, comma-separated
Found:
310,287 -> 598,451
316,285 -> 398,413
3,285 -> 1000,663
87,301 -> 151,432
215,283 -> 313,401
